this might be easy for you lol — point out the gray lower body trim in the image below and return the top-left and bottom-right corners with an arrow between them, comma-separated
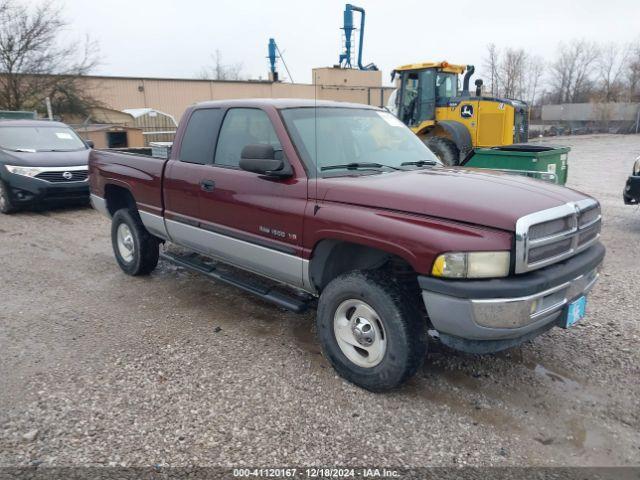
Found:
165,218 -> 309,291
139,211 -> 169,240
90,194 -> 109,217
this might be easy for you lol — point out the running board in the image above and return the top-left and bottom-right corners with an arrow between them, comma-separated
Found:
159,251 -> 310,313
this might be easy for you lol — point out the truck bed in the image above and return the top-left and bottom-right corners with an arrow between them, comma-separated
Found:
88,149 -> 167,217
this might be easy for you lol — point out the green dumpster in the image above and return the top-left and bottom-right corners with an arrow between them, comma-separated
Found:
462,145 -> 570,185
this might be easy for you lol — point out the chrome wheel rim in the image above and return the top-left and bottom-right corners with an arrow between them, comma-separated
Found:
333,299 -> 387,368
116,223 -> 135,263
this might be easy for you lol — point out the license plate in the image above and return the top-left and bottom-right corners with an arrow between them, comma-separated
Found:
565,296 -> 587,328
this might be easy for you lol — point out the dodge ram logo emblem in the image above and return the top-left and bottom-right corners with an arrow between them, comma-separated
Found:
460,104 -> 474,118
62,171 -> 73,180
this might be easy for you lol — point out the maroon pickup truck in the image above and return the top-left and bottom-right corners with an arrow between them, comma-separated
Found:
89,99 -> 605,391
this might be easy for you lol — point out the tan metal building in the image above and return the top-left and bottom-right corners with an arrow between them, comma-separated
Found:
78,68 -> 393,123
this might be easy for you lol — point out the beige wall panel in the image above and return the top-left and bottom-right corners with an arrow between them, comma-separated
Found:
74,75 -> 394,124
312,67 -> 382,87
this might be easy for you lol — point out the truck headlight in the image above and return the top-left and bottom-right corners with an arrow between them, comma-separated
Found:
633,156 -> 640,176
4,165 -> 46,177
432,251 -> 510,279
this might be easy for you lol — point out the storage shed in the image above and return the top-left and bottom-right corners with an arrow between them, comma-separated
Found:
122,108 -> 178,146
74,124 -> 144,149
63,107 -> 135,125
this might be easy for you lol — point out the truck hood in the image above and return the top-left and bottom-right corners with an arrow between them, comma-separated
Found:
0,148 -> 90,167
319,167 -> 590,231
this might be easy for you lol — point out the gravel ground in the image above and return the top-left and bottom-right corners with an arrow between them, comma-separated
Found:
0,134 -> 639,468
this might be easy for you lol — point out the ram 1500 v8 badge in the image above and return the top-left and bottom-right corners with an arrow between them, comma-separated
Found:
89,99 -> 605,391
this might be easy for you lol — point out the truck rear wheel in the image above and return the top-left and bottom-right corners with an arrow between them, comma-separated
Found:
424,137 -> 460,166
316,270 -> 427,391
111,208 -> 159,276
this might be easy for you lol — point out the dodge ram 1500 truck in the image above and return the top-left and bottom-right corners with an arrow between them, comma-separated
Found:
89,99 -> 605,391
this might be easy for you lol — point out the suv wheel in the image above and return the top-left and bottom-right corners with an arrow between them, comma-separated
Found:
0,180 -> 16,214
424,136 -> 460,166
316,270 -> 427,391
111,208 -> 160,275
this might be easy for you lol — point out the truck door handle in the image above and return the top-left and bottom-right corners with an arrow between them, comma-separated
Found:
200,180 -> 216,192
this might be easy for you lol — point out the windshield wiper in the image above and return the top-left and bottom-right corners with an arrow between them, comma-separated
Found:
321,162 -> 402,171
8,148 -> 37,153
40,149 -> 82,152
400,160 -> 438,167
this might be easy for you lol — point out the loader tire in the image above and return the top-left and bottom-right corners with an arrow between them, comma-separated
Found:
424,137 -> 461,166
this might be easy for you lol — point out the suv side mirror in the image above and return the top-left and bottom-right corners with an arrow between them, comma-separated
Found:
239,144 -> 292,178
85,140 -> 95,149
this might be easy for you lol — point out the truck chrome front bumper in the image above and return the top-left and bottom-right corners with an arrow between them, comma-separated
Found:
418,242 -> 605,353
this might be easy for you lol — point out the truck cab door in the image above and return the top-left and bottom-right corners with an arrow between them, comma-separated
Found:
163,108 -> 225,250
195,107 -> 307,289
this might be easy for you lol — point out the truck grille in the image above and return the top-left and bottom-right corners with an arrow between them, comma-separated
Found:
515,199 -> 601,273
35,169 -> 88,183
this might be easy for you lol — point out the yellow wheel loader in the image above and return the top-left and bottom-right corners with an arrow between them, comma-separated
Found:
389,61 -> 530,165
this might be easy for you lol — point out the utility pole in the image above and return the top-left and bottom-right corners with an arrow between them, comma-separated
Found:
45,97 -> 53,120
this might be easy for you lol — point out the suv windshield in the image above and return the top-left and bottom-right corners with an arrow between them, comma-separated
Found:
0,126 -> 86,152
280,107 -> 440,175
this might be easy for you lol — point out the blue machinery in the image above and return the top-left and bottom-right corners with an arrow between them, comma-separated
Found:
267,38 -> 293,82
268,38 -> 278,76
337,4 -> 377,71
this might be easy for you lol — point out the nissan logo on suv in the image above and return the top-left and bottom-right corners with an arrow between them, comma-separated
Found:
62,171 -> 73,180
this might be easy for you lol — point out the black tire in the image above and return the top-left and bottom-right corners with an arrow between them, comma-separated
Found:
424,136 -> 460,166
316,270 -> 427,392
111,208 -> 159,276
0,179 -> 16,214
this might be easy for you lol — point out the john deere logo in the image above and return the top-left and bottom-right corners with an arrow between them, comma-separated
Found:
62,171 -> 73,180
461,104 -> 474,118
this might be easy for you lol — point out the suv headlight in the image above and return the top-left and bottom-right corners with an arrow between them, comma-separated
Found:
432,251 -> 510,279
4,165 -> 46,177
633,156 -> 640,176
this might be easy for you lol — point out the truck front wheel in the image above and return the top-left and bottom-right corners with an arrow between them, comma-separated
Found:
316,271 -> 427,391
111,208 -> 159,276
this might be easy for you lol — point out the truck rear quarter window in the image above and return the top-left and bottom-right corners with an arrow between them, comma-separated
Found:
179,108 -> 224,164
214,108 -> 281,168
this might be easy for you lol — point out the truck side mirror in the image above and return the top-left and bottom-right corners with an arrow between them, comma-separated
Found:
239,144 -> 292,178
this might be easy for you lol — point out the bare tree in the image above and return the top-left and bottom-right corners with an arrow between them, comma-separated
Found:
624,39 -> 640,102
499,48 -> 527,99
596,42 -> 628,102
198,50 -> 243,81
0,0 -> 100,116
483,44 -> 500,97
482,45 -> 543,104
548,40 -> 600,103
524,55 -> 545,106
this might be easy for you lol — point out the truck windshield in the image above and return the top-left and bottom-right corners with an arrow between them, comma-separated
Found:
0,126 -> 86,152
280,107 -> 440,175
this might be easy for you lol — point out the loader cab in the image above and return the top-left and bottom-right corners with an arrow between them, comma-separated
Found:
394,63 -> 464,128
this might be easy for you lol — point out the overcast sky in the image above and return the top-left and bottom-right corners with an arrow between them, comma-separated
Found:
61,0 -> 640,85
